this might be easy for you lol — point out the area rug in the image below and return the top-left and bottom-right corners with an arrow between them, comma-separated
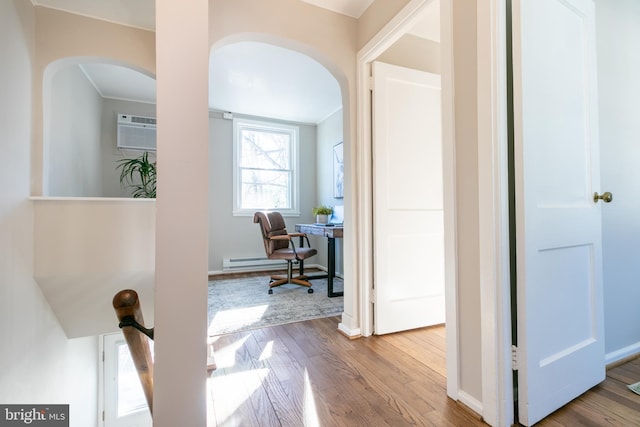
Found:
207,273 -> 344,336
628,381 -> 640,395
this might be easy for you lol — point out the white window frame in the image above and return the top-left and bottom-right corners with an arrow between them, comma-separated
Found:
232,118 -> 300,216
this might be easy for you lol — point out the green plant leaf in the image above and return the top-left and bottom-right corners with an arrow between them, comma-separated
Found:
116,151 -> 157,198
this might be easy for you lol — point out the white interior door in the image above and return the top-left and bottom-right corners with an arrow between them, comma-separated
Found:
372,61 -> 444,335
513,0 -> 605,424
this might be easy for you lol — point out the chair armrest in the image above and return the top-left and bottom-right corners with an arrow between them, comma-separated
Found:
288,232 -> 312,249
269,235 -> 291,241
269,234 -> 304,258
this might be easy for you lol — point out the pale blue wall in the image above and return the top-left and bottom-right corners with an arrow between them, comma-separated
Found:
207,111 -> 319,272
48,64 -> 103,196
596,0 -> 640,359
316,108 -> 344,274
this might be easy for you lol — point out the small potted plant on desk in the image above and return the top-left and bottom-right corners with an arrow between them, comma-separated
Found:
313,205 -> 333,225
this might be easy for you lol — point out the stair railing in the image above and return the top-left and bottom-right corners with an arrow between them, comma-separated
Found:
112,289 -> 154,414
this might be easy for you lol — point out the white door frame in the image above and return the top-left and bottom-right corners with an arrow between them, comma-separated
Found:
355,0 -> 513,425
477,0 -> 513,425
356,0 -> 459,404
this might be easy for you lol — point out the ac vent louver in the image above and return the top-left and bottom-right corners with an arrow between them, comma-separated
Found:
117,113 -> 157,151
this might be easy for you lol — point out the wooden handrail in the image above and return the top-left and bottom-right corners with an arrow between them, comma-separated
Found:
112,289 -> 154,414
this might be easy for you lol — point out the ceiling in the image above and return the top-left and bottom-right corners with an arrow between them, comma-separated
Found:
209,42 -> 341,124
37,0 -> 440,124
79,63 -> 156,104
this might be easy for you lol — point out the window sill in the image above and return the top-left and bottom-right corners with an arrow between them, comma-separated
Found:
233,210 -> 300,217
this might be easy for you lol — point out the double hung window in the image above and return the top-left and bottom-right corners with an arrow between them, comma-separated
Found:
233,118 -> 299,215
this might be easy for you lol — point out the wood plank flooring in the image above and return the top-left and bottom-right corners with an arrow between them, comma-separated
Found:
538,356 -> 640,426
207,316 -> 484,426
207,316 -> 640,426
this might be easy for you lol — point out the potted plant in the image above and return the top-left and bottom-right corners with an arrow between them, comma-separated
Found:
116,151 -> 157,198
312,205 -> 332,224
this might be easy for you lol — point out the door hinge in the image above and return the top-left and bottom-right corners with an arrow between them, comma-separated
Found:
511,345 -> 519,371
102,410 -> 105,421
370,289 -> 375,303
369,76 -> 374,91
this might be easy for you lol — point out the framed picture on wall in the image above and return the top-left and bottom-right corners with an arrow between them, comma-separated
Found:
333,142 -> 344,199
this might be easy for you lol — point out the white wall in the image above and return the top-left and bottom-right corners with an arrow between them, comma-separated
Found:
316,108 -> 344,273
595,0 -> 640,360
208,111 -> 319,272
47,64 -> 103,196
0,2 -> 97,426
33,198 -> 156,338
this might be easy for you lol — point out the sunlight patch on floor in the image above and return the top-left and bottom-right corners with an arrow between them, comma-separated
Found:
210,335 -> 250,369
208,368 -> 270,425
208,304 -> 269,335
303,368 -> 320,427
259,340 -> 274,360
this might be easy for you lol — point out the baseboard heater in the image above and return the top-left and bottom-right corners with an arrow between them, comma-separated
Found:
222,257 -> 287,272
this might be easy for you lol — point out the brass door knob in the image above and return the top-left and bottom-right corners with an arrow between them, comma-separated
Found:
593,191 -> 613,203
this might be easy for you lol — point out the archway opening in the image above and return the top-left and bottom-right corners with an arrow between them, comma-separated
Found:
42,58 -> 156,197
206,39 -> 347,334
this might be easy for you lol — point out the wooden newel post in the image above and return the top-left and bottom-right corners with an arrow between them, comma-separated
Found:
112,289 -> 154,414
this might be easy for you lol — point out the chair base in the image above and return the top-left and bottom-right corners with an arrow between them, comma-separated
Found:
268,274 -> 314,294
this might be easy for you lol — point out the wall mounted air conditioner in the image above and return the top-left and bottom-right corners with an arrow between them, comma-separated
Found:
117,113 -> 157,151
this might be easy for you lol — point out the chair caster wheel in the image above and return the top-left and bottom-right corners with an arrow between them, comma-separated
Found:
268,289 -> 273,295
308,288 -> 314,294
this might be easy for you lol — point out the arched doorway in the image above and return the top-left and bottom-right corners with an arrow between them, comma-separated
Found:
206,39 -> 349,333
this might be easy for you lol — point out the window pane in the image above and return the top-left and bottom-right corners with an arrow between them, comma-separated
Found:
240,169 -> 291,209
240,129 -> 290,169
233,118 -> 298,214
117,343 -> 147,417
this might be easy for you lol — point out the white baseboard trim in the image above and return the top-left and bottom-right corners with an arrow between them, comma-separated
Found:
208,264 -> 343,277
605,342 -> 640,366
457,390 -> 483,418
337,322 -> 361,338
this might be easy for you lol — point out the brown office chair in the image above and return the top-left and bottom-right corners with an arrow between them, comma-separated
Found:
253,211 -> 317,294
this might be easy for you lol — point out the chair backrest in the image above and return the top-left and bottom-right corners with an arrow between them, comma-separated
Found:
253,211 -> 289,256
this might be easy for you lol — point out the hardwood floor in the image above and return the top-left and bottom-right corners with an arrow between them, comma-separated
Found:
207,316 -> 640,426
207,316 -> 485,426
538,356 -> 640,426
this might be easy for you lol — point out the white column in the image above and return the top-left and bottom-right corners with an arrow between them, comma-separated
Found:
154,0 -> 209,425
